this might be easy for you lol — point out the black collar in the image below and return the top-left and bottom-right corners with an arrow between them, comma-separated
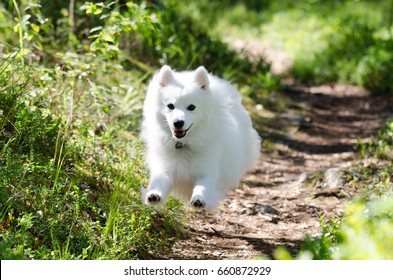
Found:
175,142 -> 186,149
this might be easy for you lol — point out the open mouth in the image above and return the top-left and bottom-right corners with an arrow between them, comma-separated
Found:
173,124 -> 192,139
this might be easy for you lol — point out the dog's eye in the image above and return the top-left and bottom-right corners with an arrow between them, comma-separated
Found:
167,103 -> 175,110
187,104 -> 196,111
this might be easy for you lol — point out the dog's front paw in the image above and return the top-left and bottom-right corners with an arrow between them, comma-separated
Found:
190,196 -> 206,210
146,191 -> 161,204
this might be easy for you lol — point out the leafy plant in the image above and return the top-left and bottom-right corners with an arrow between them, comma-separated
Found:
0,0 -> 185,259
355,44 -> 393,94
357,119 -> 393,160
334,195 -> 393,259
297,216 -> 343,260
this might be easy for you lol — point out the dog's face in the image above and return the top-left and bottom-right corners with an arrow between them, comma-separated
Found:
157,66 -> 211,141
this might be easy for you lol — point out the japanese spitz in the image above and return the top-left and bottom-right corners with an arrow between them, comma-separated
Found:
141,65 -> 260,210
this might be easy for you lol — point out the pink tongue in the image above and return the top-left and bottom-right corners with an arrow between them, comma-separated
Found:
174,130 -> 185,138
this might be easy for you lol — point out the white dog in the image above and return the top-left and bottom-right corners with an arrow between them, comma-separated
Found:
141,65 -> 260,210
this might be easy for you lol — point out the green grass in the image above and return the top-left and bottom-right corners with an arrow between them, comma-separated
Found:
0,57 -> 184,259
0,1 -> 172,260
190,0 -> 393,94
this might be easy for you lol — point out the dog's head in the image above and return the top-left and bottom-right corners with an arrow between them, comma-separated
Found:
156,65 -> 211,141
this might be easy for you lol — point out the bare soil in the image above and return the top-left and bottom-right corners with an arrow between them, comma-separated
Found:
164,41 -> 392,259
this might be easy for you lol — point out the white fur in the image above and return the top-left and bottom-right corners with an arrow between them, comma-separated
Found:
141,65 -> 261,210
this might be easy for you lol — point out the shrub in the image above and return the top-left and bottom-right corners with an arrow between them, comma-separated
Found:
357,119 -> 393,160
334,195 -> 393,259
355,43 -> 393,94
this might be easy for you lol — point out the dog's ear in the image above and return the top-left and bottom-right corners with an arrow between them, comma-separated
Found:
194,66 -> 209,90
159,65 -> 174,87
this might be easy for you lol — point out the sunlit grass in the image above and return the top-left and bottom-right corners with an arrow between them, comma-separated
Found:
191,0 -> 392,90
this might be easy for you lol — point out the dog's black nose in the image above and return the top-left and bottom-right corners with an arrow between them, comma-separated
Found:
173,120 -> 184,129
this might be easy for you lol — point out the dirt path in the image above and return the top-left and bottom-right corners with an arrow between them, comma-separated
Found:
165,41 -> 392,259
